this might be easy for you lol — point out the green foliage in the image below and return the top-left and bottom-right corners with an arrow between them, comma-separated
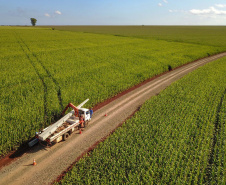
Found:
58,59 -> 226,184
30,18 -> 37,26
206,89 -> 226,184
0,26 -> 225,157
50,26 -> 226,48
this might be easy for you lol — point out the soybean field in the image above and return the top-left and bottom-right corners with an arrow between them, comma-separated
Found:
0,26 -> 225,157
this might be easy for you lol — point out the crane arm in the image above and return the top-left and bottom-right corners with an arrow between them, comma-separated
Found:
61,103 -> 79,116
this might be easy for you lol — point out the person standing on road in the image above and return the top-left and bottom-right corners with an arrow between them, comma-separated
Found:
79,115 -> 85,128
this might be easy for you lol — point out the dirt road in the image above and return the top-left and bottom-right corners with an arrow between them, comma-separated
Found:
0,53 -> 226,185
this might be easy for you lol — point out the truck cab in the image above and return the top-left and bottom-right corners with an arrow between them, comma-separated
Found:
79,108 -> 92,121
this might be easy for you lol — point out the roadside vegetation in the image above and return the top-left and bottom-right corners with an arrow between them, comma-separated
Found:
0,26 -> 225,156
57,58 -> 226,184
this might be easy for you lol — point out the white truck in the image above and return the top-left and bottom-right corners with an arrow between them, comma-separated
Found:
28,99 -> 93,147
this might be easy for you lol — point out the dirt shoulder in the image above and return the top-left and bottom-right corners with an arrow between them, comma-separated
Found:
0,53 -> 225,185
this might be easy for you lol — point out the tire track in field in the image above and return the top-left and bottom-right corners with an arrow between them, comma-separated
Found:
14,32 -> 64,121
18,37 -> 64,110
14,33 -> 48,123
31,52 -> 64,110
19,40 -> 64,110
204,89 -> 226,183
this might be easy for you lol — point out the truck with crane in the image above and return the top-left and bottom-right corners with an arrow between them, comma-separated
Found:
28,99 -> 93,147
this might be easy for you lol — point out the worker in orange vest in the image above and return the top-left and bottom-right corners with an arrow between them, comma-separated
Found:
79,115 -> 85,128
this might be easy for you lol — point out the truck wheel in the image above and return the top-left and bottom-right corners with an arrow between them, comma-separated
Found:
63,133 -> 70,141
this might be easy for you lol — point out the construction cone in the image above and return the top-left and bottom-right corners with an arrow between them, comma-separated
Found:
105,113 -> 107,117
79,129 -> 82,134
33,159 -> 37,166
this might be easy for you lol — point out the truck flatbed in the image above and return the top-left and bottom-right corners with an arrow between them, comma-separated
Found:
47,116 -> 80,143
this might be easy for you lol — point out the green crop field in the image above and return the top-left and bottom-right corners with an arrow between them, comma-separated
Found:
0,26 -> 225,156
57,58 -> 226,185
49,26 -> 226,48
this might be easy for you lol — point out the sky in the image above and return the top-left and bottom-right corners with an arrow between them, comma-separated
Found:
0,0 -> 226,25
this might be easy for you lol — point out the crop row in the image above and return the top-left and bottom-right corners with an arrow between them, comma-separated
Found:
0,26 -> 224,156
58,58 -> 226,184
